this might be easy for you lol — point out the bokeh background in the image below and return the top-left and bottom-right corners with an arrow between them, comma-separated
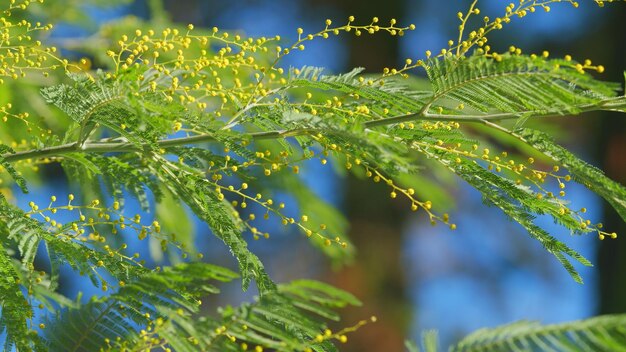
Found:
7,0 -> 626,350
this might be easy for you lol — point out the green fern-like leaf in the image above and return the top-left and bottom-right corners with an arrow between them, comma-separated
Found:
0,145 -> 28,193
41,71 -> 178,149
396,133 -> 593,283
424,53 -> 626,119
43,262 -> 238,352
0,242 -> 45,352
0,195 -> 148,289
518,128 -> 626,225
193,279 -> 361,352
148,154 -> 275,293
451,314 -> 626,352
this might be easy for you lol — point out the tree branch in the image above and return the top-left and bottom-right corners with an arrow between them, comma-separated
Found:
2,98 -> 624,164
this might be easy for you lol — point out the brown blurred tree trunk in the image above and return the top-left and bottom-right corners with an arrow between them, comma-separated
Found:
308,0 -> 413,351
594,10 -> 626,315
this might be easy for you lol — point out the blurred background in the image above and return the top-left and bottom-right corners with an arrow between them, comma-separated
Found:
5,0 -> 626,350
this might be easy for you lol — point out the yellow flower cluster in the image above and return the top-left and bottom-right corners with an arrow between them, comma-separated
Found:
480,46 -> 606,74
101,16 -> 414,125
388,0 -> 611,79
452,0 -> 581,58
310,132 -> 457,229
104,29 -> 260,120
0,102 -> 53,143
0,0 -> 71,84
309,316 -> 377,349
24,194 -> 195,291
595,0 -> 622,7
209,151 -> 348,247
401,125 -> 616,241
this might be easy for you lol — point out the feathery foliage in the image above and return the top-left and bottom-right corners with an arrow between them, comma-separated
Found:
42,262 -> 235,351
518,128 -> 626,225
424,53 -> 625,117
407,314 -> 626,352
1,0 -> 625,350
451,314 -> 626,352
